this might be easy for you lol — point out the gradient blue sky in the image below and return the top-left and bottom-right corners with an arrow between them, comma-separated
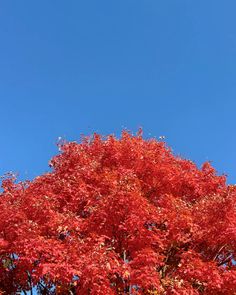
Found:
0,1 -> 236,184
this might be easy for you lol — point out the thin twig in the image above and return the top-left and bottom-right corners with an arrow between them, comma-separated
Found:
213,244 -> 226,261
218,255 -> 232,266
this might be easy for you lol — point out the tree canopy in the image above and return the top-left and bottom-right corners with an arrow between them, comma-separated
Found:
0,131 -> 236,294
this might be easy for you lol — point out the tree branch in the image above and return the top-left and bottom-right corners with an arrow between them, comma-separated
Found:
217,254 -> 232,266
213,244 -> 226,261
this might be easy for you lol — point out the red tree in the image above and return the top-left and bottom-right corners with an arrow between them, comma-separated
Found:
0,131 -> 236,294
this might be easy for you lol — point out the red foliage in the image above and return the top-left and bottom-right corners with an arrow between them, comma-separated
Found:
0,131 -> 235,294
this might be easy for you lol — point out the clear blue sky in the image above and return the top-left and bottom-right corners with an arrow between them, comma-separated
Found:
0,1 -> 236,184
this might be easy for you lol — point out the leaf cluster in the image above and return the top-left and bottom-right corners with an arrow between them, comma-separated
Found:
0,131 -> 235,294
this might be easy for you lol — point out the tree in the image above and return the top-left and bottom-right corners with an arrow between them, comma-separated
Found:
0,130 -> 236,294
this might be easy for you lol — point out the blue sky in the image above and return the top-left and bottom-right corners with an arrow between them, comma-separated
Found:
0,1 -> 236,184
